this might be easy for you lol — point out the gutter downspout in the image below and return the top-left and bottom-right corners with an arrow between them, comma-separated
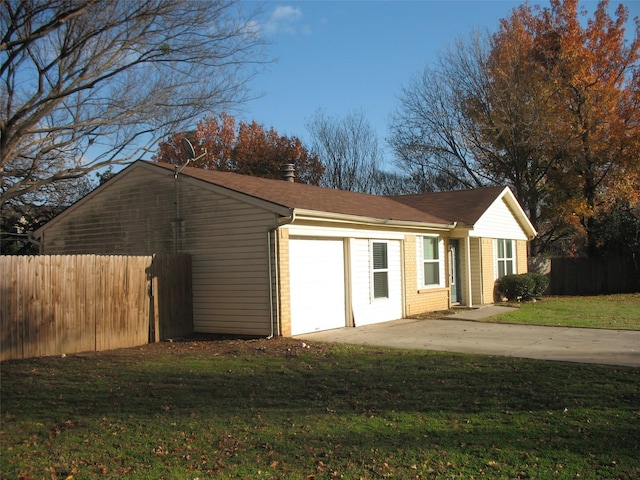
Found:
267,209 -> 296,338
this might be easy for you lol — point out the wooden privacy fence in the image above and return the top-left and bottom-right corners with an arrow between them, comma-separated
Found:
1,254 -> 192,361
548,254 -> 640,295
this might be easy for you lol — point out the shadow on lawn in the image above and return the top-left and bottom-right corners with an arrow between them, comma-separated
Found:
2,341 -> 639,475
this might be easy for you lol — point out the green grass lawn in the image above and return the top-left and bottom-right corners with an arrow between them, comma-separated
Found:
488,294 -> 640,330
2,338 -> 639,479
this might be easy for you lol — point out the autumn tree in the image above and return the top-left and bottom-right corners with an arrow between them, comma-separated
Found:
390,0 -> 640,256
1,0 -> 266,208
153,114 -> 324,185
482,0 -> 640,256
389,31 -> 559,255
471,18 -> 572,255
512,0 -> 640,256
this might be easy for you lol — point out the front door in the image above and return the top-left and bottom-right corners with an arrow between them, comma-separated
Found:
449,240 -> 462,304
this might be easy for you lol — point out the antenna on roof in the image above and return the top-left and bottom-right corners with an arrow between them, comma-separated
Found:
175,137 -> 206,178
173,135 -> 207,253
182,137 -> 196,159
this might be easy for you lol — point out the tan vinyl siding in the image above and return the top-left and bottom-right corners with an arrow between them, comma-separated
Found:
42,169 -> 176,255
166,176 -> 275,336
403,235 -> 450,316
39,166 -> 279,336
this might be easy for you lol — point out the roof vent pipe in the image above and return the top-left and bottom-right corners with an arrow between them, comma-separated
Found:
281,163 -> 295,182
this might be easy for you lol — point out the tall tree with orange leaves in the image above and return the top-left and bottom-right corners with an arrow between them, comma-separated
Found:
489,0 -> 640,256
153,114 -> 324,185
392,0 -> 639,256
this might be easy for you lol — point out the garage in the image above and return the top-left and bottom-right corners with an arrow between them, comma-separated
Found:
289,238 -> 346,335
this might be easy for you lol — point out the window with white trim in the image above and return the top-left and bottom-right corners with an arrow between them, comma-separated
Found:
419,236 -> 445,288
496,239 -> 516,278
371,241 -> 389,299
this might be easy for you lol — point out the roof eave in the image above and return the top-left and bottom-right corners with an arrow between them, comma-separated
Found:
291,208 -> 456,230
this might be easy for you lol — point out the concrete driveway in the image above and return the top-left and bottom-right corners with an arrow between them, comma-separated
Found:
296,306 -> 640,367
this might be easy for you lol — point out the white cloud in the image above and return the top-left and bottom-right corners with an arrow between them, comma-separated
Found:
273,6 -> 302,22
263,5 -> 310,36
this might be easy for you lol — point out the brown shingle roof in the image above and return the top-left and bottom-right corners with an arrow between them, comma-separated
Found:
389,186 -> 507,226
151,162 -> 505,227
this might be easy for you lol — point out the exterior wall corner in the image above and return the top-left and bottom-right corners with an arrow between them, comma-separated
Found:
277,229 -> 291,336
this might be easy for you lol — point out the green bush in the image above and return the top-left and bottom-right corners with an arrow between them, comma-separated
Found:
528,272 -> 550,297
497,273 -> 548,301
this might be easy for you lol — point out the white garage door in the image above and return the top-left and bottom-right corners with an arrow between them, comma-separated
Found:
289,238 -> 346,335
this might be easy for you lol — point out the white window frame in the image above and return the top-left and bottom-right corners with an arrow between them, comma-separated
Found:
495,239 -> 516,279
370,241 -> 389,300
418,235 -> 445,289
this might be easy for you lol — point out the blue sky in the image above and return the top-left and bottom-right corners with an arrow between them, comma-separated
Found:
240,0 -> 639,169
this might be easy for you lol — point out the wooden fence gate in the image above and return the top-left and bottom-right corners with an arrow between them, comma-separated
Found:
0,254 -> 192,361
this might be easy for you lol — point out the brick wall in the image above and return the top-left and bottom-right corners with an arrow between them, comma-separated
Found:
403,235 -> 450,316
516,240 -> 528,274
480,238 -> 496,304
277,229 -> 291,336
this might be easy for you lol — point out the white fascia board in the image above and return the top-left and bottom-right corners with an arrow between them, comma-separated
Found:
286,223 -> 408,240
291,208 -> 455,232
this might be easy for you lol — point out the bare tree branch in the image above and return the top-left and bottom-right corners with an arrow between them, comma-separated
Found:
1,0 -> 268,205
307,109 -> 383,193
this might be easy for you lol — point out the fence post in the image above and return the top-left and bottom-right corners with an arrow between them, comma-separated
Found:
149,255 -> 161,343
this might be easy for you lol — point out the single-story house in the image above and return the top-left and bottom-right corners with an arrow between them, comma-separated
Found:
33,161 -> 536,336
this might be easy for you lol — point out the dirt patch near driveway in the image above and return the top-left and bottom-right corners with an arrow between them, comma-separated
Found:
72,334 -> 332,361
